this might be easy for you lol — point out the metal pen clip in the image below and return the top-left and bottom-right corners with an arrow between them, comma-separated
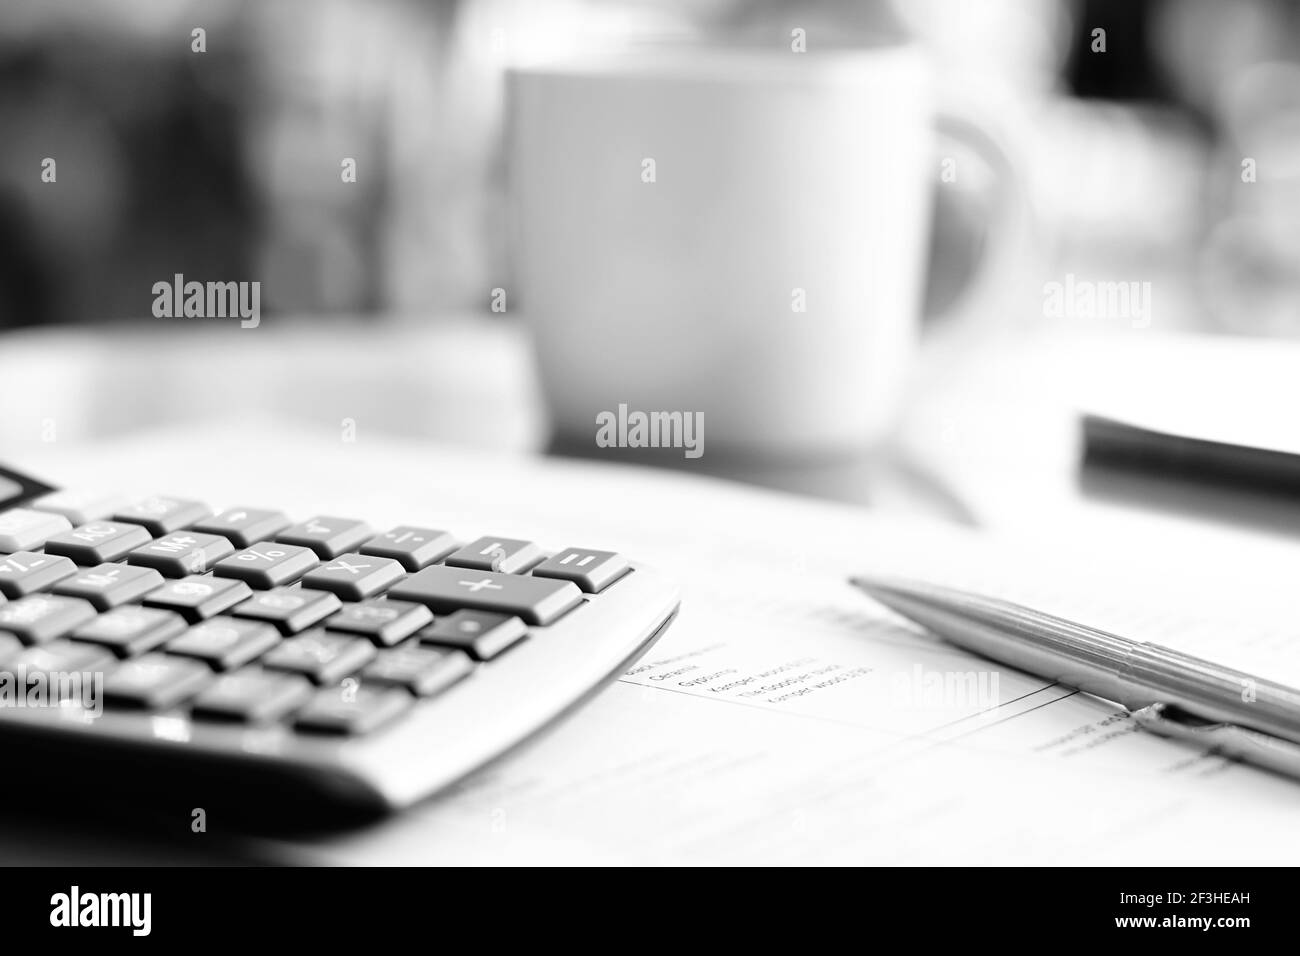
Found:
1132,702 -> 1300,782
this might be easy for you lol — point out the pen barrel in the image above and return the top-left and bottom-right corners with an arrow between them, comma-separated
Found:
932,610 -> 1300,744
851,578 -> 1300,745
1126,645 -> 1300,746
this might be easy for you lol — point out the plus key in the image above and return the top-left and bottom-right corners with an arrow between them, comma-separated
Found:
387,565 -> 580,625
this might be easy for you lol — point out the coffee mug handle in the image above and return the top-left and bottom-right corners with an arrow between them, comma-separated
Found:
926,92 -> 1035,331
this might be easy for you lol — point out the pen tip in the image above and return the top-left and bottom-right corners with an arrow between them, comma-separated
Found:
848,575 -> 974,639
849,575 -> 924,600
848,575 -> 930,613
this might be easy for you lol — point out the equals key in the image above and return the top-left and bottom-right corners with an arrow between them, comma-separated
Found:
532,549 -> 630,594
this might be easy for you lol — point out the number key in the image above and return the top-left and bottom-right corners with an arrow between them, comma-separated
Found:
191,668 -> 313,723
325,598 -> 431,646
0,633 -> 21,665
231,587 -> 341,634
166,618 -> 280,670
0,595 -> 96,645
294,685 -> 411,735
262,630 -> 375,684
7,639 -> 114,677
363,643 -> 473,696
70,606 -> 186,657
142,575 -> 252,622
103,653 -> 212,709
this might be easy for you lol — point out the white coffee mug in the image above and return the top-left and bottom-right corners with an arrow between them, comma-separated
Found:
508,43 -> 1019,461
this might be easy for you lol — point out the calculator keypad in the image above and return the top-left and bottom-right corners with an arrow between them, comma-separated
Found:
0,491 -> 630,736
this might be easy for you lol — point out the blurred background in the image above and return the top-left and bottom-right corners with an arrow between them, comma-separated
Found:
5,0 -> 1300,529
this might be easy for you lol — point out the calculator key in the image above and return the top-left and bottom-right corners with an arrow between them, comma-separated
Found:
7,639 -> 114,678
0,633 -> 21,665
166,618 -> 280,670
276,517 -> 372,559
51,563 -> 165,611
213,543 -> 319,589
103,653 -> 212,709
126,531 -> 234,577
301,554 -> 405,601
363,644 -> 474,696
28,490 -> 130,526
231,587 -> 342,634
532,548 -> 630,593
190,508 -> 290,549
0,508 -> 72,553
112,496 -> 211,536
0,595 -> 96,645
418,610 -> 527,661
44,521 -> 152,565
191,668 -> 313,723
388,565 -> 581,625
70,606 -> 186,658
360,526 -> 457,571
325,598 -> 432,646
444,536 -> 543,574
142,575 -> 252,622
294,685 -> 412,735
262,631 -> 376,685
0,552 -> 77,599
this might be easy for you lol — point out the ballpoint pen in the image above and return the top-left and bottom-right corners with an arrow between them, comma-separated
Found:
849,575 -> 1300,782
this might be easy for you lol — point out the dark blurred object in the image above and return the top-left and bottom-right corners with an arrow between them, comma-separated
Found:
0,16 -> 257,328
1083,413 -> 1300,498
1066,0 -> 1180,105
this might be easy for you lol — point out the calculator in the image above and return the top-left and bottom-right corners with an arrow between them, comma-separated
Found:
0,466 -> 679,820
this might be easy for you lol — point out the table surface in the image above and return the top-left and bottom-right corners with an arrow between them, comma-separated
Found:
4,317 -> 1300,863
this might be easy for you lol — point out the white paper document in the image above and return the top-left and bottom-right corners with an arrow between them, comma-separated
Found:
21,424 -> 1300,864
